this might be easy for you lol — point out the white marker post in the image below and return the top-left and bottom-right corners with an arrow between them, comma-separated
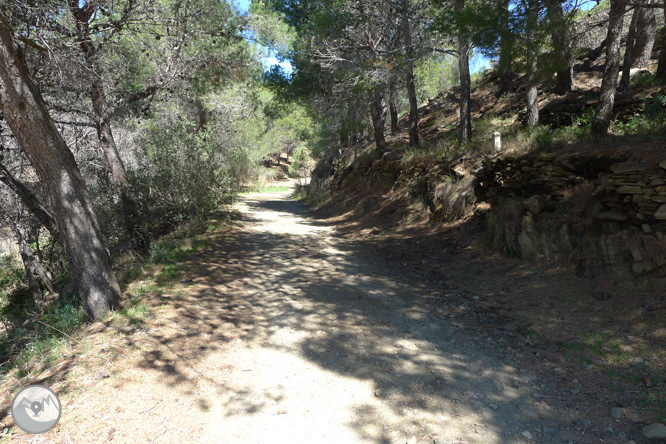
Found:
492,132 -> 501,156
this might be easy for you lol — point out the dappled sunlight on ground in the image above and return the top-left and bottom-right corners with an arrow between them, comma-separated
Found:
1,187 -> 579,444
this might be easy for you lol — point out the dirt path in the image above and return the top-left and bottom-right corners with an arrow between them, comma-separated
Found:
7,186 -> 586,444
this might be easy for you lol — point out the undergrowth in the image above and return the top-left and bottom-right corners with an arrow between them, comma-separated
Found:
292,183 -> 331,207
0,213 -> 231,380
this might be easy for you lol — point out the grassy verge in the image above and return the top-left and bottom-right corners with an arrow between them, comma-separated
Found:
292,183 -> 331,208
0,213 -> 233,382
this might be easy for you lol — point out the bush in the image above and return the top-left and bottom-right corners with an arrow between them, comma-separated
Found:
132,123 -> 233,235
292,183 -> 330,207
288,146 -> 310,177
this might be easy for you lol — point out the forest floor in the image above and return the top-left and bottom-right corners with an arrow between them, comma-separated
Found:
0,181 -> 663,443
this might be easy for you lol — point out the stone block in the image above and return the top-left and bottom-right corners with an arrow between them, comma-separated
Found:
617,185 -> 644,194
594,211 -> 629,222
656,205 -> 666,220
610,162 -> 649,174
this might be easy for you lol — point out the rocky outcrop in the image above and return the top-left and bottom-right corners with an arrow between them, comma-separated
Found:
476,152 -> 666,290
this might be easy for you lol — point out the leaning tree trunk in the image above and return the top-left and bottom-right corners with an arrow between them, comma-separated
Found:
498,0 -> 514,95
526,0 -> 540,127
388,76 -> 399,135
0,14 -> 121,320
657,5 -> 666,80
369,92 -> 388,153
591,0 -> 627,138
548,0 -> 574,95
69,2 -> 147,252
401,0 -> 419,147
0,161 -> 60,243
631,4 -> 657,69
0,209 -> 50,310
456,0 -> 472,143
620,8 -> 639,92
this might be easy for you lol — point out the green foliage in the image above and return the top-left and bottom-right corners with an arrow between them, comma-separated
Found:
134,123 -> 229,232
631,72 -> 657,90
261,185 -> 290,192
644,93 -> 666,118
0,291 -> 87,376
292,183 -> 330,207
288,146 -> 310,177
414,55 -> 457,103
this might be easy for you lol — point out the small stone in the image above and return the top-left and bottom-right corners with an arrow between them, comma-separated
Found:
521,431 -> 533,439
570,388 -> 580,395
655,205 -> 666,220
572,378 -> 579,384
94,368 -> 110,380
558,430 -> 580,442
524,195 -> 548,215
488,404 -> 499,409
642,423 -> 666,439
543,426 -> 557,434
611,162 -> 649,174
586,364 -> 594,370
610,407 -> 622,420
616,185 -> 644,194
594,211 -> 629,222
631,357 -> 646,369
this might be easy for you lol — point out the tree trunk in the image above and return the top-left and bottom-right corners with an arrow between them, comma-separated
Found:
69,2 -> 147,251
69,2 -> 131,189
456,0 -> 472,143
0,162 -> 60,243
498,0 -> 514,95
548,0 -> 574,95
0,209 -> 46,310
656,6 -> 666,80
369,91 -> 387,153
0,14 -> 121,319
389,76 -> 399,135
591,0 -> 627,138
401,0 -> 419,147
620,8 -> 639,92
631,3 -> 656,69
526,0 -> 540,127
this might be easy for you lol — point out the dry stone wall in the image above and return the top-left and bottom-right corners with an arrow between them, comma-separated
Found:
475,152 -> 666,291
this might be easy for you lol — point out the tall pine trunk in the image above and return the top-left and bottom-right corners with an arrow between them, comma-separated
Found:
456,0 -> 472,143
631,4 -> 656,69
69,2 -> 146,251
401,0 -> 419,147
498,0 -> 514,95
526,0 -> 540,127
0,14 -> 122,320
548,0 -> 574,95
370,92 -> 388,153
620,8 -> 639,92
389,76 -> 399,135
656,5 -> 666,80
591,0 -> 627,138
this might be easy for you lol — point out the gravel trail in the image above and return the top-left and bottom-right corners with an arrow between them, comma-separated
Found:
192,187 -> 569,444
26,186 -> 577,444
